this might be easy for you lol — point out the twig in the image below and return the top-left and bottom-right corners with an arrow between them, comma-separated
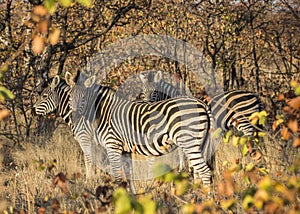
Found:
172,194 -> 188,204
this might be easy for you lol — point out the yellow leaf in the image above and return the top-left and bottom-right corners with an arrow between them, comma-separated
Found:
222,160 -> 229,167
232,136 -> 239,147
221,199 -> 236,210
254,189 -> 269,209
249,112 -> 259,124
257,132 -> 266,137
212,127 -> 223,139
239,137 -> 248,145
272,119 -> 284,130
242,195 -> 254,210
290,80 -> 299,88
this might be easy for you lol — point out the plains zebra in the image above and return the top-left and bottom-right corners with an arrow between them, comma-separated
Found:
139,70 -> 263,137
33,73 -> 113,180
139,70 -> 181,102
34,72 -> 213,187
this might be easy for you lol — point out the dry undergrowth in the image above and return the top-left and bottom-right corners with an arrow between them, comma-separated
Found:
0,124 -> 114,213
0,122 -> 299,213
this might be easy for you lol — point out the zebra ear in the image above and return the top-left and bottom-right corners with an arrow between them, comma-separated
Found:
65,71 -> 75,87
153,70 -> 163,83
51,75 -> 60,90
139,72 -> 148,84
84,75 -> 96,88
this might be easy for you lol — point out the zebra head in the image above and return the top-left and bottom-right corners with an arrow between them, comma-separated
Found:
33,76 -> 61,116
139,70 -> 163,100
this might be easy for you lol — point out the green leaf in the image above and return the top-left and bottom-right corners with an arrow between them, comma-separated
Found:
221,199 -> 237,210
241,144 -> 249,156
232,136 -> 239,147
138,195 -> 156,214
182,204 -> 196,214
58,0 -> 72,7
223,130 -> 233,144
211,127 -> 223,139
0,64 -> 8,75
258,111 -> 268,125
244,175 -> 251,184
295,85 -> 300,95
75,0 -> 92,7
175,179 -> 189,196
153,163 -> 172,178
245,162 -> 255,171
44,0 -> 56,13
0,86 -> 14,100
113,188 -> 132,214
242,195 -> 254,210
229,163 -> 243,173
257,167 -> 268,175
164,172 -> 177,182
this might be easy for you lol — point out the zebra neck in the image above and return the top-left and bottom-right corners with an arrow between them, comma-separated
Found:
56,83 -> 73,126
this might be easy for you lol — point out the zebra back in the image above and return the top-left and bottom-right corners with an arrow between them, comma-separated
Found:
138,70 -> 263,136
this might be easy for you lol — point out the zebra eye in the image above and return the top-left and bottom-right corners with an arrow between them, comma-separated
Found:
42,94 -> 48,98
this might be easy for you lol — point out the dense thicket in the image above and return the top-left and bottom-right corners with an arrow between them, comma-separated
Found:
0,0 -> 299,141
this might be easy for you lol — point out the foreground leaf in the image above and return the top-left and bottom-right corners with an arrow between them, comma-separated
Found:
0,86 -> 15,100
221,199 -> 237,210
75,0 -> 92,7
113,188 -> 132,214
138,195 -> 156,214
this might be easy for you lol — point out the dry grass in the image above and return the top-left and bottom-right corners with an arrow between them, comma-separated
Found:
0,121 -> 298,213
0,124 -> 114,213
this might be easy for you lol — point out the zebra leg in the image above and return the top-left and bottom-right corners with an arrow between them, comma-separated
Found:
122,153 -> 137,194
106,147 -> 125,183
84,155 -> 93,179
185,149 -> 212,187
178,148 -> 195,172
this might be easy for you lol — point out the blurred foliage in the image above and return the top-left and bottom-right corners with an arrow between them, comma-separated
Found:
113,160 -> 300,213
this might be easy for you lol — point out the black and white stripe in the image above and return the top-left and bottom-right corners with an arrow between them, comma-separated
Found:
138,70 -> 263,137
34,73 -> 213,186
33,77 -> 100,177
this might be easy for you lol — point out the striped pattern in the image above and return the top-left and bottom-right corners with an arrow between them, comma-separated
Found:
209,90 -> 262,136
34,75 -> 213,186
139,71 -> 262,137
34,77 -> 99,178
34,79 -> 72,126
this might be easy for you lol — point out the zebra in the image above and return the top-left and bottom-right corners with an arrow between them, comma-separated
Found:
139,70 -> 182,102
34,72 -> 213,187
139,70 -> 263,137
138,70 -> 263,165
33,73 -> 104,178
